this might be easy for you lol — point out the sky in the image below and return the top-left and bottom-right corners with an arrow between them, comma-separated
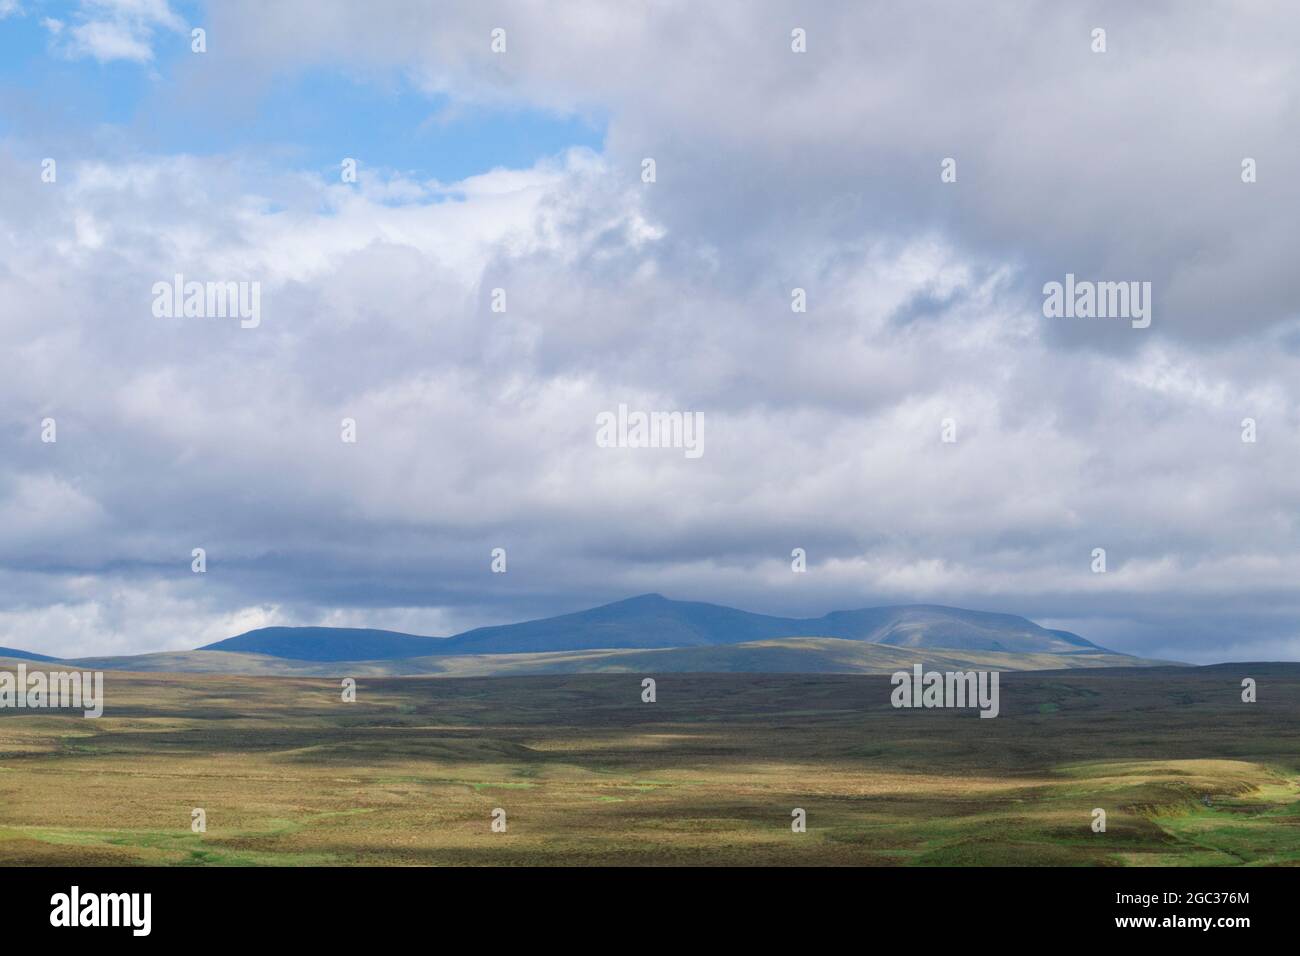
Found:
1,0 -> 1299,664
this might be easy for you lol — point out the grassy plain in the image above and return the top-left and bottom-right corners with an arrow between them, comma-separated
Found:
63,638 -> 1165,677
0,664 -> 1295,865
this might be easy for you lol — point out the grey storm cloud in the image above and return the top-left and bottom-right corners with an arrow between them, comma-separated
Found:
1,1 -> 1299,662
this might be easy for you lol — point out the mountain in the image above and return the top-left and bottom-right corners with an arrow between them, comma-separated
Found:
434,593 -> 794,654
197,594 -> 1109,660
0,646 -> 60,662
198,626 -> 441,662
434,594 -> 1105,655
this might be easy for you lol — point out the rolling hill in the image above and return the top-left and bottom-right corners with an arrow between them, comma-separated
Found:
2,595 -> 1160,677
199,593 -> 1109,660
196,626 -> 441,662
51,637 -> 1165,678
0,646 -> 59,662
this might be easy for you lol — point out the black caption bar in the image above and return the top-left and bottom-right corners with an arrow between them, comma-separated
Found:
0,866 -> 1279,942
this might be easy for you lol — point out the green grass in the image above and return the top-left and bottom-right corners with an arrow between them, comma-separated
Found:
0,664 -> 1295,865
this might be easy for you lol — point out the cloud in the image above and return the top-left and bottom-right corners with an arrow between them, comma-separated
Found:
183,0 -> 1300,344
46,0 -> 185,63
1,3 -> 1299,662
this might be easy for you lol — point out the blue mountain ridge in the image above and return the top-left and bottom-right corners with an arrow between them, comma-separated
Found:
0,646 -> 60,662
194,593 -> 1108,662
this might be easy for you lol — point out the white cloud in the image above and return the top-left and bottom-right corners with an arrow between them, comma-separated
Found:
2,142 -> 1299,662
66,19 -> 154,63
48,0 -> 185,63
4,3 -> 1300,662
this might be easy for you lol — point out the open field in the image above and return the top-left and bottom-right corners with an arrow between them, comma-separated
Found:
52,638 -> 1170,678
0,665 -> 1296,865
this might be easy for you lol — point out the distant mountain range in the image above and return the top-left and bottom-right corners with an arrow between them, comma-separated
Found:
0,646 -> 59,662
1,594 -> 1167,677
200,626 -> 442,661
198,593 -> 1110,661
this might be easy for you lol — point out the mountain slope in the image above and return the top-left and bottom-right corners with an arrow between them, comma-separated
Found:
434,594 -> 1107,656
0,646 -> 60,662
198,626 -> 442,662
62,638 -> 1168,677
194,594 -> 1109,660
435,593 -> 800,654
815,606 -> 1099,653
